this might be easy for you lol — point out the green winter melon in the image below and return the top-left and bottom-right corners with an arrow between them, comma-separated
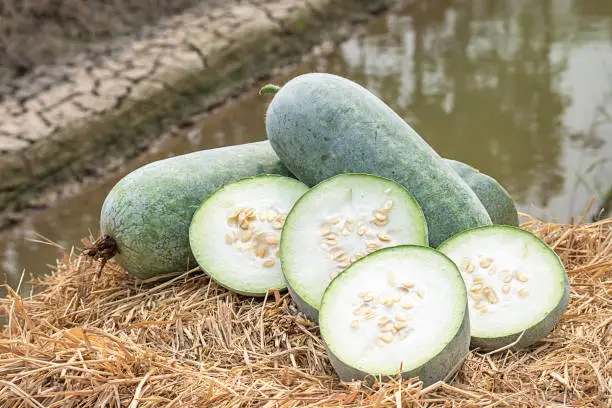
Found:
263,73 -> 492,247
444,159 -> 519,226
99,141 -> 292,280
319,245 -> 470,386
438,225 -> 569,350
189,175 -> 308,296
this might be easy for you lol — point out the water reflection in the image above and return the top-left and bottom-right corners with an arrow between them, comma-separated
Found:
2,0 -> 611,296
308,0 -> 612,221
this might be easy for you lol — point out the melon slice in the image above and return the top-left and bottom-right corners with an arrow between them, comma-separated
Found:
319,246 -> 470,386
281,173 -> 428,321
438,226 -> 569,350
189,175 -> 308,296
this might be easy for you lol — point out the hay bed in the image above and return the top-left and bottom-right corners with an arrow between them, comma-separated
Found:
1,218 -> 611,407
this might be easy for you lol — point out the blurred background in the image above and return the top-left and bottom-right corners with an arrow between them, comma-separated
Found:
1,0 -> 611,297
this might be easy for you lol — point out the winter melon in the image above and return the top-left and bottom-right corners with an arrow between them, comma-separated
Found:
438,225 -> 569,350
281,173 -> 428,321
319,245 -> 470,386
189,175 -> 308,296
264,73 -> 492,247
99,141 -> 292,280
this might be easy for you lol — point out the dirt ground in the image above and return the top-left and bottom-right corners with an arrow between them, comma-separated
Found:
0,0 -> 214,84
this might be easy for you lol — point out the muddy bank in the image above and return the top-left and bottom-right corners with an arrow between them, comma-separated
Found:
0,0 -> 394,228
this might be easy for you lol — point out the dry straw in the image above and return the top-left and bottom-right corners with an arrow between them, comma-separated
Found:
1,217 -> 610,407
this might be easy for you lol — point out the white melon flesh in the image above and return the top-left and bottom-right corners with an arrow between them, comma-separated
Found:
438,226 -> 569,350
189,175 -> 308,296
281,174 -> 428,321
320,246 -> 469,386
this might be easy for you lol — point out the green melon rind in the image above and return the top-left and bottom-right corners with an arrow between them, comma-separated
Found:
265,73 -> 492,247
100,141 -> 292,280
438,225 -> 570,351
444,159 -> 519,227
320,246 -> 470,386
189,174 -> 308,296
280,173 -> 428,322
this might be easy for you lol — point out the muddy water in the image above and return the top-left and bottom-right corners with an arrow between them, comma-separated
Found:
2,0 -> 612,297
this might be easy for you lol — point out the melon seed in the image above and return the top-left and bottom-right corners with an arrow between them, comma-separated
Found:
241,230 -> 253,242
378,232 -> 391,242
502,284 -> 511,294
229,208 -> 242,220
400,297 -> 414,309
254,244 -> 268,258
502,270 -> 513,283
400,281 -> 415,291
394,321 -> 408,330
373,211 -> 387,222
379,333 -> 394,343
262,258 -> 276,268
265,234 -> 280,245
480,258 -> 494,268
470,283 -> 484,293
485,288 -> 498,304
462,260 -> 475,274
351,320 -> 359,328
225,233 -> 235,245
319,225 -> 332,236
519,289 -> 529,297
383,200 -> 394,212
515,271 -> 529,282
329,216 -> 341,225
373,218 -> 389,227
395,312 -> 408,321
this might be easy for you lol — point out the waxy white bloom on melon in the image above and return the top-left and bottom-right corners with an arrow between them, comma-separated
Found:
320,246 -> 470,385
189,175 -> 308,296
439,225 -> 570,350
280,173 -> 428,321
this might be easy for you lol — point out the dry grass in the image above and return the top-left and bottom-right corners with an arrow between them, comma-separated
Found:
0,0 -> 212,84
0,217 -> 610,407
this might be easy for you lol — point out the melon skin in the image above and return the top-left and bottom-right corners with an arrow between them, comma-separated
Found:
100,141 -> 292,280
265,73 -> 492,247
325,304 -> 470,386
444,159 -> 519,227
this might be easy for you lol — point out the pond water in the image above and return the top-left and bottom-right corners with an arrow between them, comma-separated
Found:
2,0 -> 611,297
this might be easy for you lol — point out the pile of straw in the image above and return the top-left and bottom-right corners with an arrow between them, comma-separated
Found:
1,217 -> 610,407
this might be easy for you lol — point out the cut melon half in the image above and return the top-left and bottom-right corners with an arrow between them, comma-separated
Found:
319,246 -> 469,386
281,173 -> 428,321
189,175 -> 308,296
438,226 -> 569,350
